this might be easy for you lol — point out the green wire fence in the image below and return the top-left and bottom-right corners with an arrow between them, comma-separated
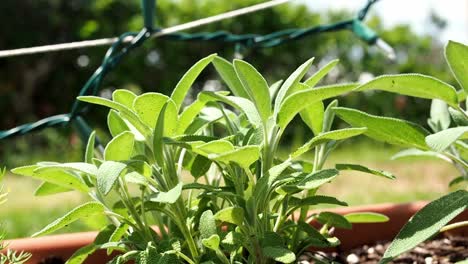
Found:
0,0 -> 387,142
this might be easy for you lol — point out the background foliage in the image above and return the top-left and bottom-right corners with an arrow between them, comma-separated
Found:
0,0 -> 456,167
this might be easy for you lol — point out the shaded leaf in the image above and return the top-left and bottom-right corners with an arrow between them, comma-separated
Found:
67,244 -> 97,264
298,169 -> 340,190
200,210 -> 216,239
262,247 -> 295,263
317,211 -> 352,229
381,190 -> 468,263
297,221 -> 332,248
278,169 -> 339,194
449,107 -> 468,126
190,155 -> 212,178
323,100 -> 338,133
289,195 -> 348,209
336,164 -> 396,180
292,128 -> 367,159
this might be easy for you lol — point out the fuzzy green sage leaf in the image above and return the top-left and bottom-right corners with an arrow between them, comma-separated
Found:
381,190 -> 468,263
344,212 -> 389,223
278,83 -> 358,129
97,161 -> 127,196
32,202 -> 105,237
262,246 -> 296,264
445,40 -> 468,92
355,74 -> 459,107
426,126 -> 468,152
335,163 -> 396,180
214,207 -> 244,226
334,107 -> 430,149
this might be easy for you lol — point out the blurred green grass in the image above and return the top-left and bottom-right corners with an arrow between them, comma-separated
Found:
1,140 -> 457,239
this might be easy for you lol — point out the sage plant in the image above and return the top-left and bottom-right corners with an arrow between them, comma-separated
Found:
12,54 -> 393,264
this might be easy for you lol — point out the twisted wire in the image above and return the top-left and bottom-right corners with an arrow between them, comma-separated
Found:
0,0 -> 379,140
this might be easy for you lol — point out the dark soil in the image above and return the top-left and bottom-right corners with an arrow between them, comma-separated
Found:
301,236 -> 468,264
38,256 -> 65,264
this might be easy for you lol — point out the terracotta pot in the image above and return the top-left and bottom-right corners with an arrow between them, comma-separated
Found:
3,202 -> 468,264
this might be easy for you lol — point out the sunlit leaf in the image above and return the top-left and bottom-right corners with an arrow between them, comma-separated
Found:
278,83 -> 358,129
34,182 -> 72,196
171,54 -> 216,111
112,89 -> 137,109
97,161 -> 127,195
32,202 -> 105,237
274,58 -> 314,114
234,59 -> 271,122
208,146 -> 260,169
445,40 -> 468,92
212,56 -> 249,98
150,182 -> 182,204
355,74 -> 458,107
104,131 -> 134,161
304,59 -> 339,88
214,207 -> 244,226
426,126 -> 468,152
334,107 -> 430,149
344,212 -> 389,223
13,165 -> 89,193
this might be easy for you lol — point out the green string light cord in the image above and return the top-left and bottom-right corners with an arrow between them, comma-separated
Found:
0,0 -> 381,140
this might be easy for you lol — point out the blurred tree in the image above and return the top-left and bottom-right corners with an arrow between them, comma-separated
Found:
0,0 -> 458,165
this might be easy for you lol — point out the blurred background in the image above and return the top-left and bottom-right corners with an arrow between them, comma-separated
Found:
0,0 -> 466,238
